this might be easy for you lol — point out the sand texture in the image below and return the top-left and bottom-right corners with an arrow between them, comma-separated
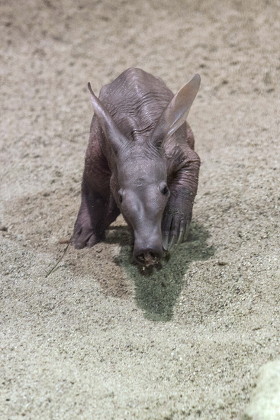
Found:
1,0 -> 279,419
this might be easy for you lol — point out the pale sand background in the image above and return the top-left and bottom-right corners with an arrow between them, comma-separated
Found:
0,0 -> 279,418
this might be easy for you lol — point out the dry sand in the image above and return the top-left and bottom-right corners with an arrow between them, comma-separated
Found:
0,0 -> 279,418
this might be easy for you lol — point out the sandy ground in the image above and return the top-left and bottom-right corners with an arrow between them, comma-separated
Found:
0,0 -> 279,418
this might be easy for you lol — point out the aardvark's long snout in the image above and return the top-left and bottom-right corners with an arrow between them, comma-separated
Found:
133,234 -> 163,267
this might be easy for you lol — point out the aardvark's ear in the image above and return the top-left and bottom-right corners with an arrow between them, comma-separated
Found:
151,74 -> 201,147
88,82 -> 128,153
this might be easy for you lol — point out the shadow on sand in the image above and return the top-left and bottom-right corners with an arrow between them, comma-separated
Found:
108,223 -> 215,322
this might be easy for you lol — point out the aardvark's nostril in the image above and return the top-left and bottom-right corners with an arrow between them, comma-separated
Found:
134,249 -> 163,267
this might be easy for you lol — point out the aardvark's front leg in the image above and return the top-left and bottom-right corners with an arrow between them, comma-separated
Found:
162,150 -> 200,250
71,183 -> 107,249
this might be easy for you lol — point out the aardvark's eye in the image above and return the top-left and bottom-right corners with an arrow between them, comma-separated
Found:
118,190 -> 123,203
159,182 -> 169,196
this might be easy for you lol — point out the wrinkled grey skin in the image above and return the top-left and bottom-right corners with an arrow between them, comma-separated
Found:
72,68 -> 201,266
